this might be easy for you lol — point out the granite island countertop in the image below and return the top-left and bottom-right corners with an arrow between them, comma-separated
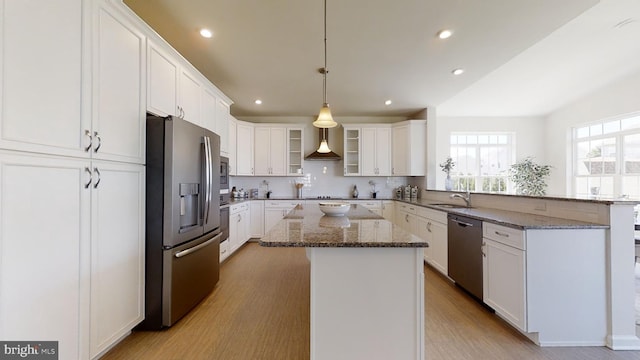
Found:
259,204 -> 428,248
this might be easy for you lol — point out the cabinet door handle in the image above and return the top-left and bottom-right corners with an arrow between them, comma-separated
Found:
494,231 -> 510,238
84,167 -> 92,189
238,214 -> 242,222
405,214 -> 409,222
94,131 -> 102,153
84,130 -> 92,152
93,167 -> 101,189
427,222 -> 432,232
481,242 -> 486,257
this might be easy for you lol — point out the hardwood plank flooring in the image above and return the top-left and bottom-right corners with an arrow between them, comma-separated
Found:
102,243 -> 640,360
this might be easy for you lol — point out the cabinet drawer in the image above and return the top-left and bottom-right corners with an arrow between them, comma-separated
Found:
350,200 -> 381,209
230,202 -> 250,214
265,200 -> 301,209
483,223 -> 525,250
416,206 -> 447,224
396,203 -> 417,214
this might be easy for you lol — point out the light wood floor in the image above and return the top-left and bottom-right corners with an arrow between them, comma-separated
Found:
103,243 -> 640,360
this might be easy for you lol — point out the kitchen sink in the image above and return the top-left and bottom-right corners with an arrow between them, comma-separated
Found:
430,203 -> 471,209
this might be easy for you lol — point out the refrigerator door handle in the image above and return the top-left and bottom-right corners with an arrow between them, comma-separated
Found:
203,136 -> 212,224
174,233 -> 221,258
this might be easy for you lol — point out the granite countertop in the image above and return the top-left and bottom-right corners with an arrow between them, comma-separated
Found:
259,204 -> 428,248
395,198 -> 609,230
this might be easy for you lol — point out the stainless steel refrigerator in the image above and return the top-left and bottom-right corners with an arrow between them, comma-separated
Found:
139,114 -> 221,330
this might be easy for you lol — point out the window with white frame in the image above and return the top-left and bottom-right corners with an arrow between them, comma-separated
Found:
573,113 -> 640,199
449,133 -> 514,192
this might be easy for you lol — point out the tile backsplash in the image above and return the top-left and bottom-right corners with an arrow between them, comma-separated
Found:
230,161 -> 408,199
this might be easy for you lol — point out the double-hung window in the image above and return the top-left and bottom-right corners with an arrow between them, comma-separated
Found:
573,113 -> 640,199
449,133 -> 515,192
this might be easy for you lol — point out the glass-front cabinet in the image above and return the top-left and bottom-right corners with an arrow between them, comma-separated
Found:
288,127 -> 304,175
344,127 -> 361,176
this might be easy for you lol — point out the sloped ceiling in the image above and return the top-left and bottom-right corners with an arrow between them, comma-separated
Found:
124,0 -> 638,118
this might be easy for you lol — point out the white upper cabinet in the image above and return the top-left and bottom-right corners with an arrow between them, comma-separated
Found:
254,126 -> 286,176
235,119 -> 254,176
178,68 -> 202,125
147,41 -> 178,118
0,0 -> 88,157
361,126 -> 391,176
202,88 -> 217,132
287,127 -> 304,175
392,120 -> 426,176
344,125 -> 391,176
343,127 -> 361,176
216,99 -> 231,156
93,2 -> 146,164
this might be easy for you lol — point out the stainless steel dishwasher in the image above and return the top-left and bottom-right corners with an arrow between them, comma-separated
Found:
447,214 -> 483,300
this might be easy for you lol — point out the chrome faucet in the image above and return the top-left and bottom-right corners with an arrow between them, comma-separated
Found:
450,190 -> 471,207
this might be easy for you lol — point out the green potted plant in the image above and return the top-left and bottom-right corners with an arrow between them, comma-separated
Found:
439,157 -> 455,190
509,157 -> 551,196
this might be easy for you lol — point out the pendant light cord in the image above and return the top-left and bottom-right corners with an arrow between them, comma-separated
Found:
323,0 -> 328,105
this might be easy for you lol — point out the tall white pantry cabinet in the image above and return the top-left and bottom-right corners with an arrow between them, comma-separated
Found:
0,1 -> 146,359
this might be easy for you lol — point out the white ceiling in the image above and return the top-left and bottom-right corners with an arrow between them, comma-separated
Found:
123,0 -> 639,119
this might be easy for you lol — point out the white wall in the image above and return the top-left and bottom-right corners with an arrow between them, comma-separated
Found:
431,115 -> 546,190
544,69 -> 640,195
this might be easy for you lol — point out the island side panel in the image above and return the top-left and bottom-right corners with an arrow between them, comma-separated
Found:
307,247 -> 425,360
526,228 -> 607,346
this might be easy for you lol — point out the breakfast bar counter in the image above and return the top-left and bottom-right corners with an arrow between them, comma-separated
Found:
260,204 -> 428,360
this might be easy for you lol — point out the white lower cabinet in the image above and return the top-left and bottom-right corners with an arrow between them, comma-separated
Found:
219,238 -> 230,262
482,222 -> 527,332
229,203 -> 250,253
264,201 -> 302,233
416,207 -> 448,276
90,161 -> 145,358
382,200 -> 395,222
0,152 -> 144,360
348,200 -> 382,216
0,153 -> 90,359
395,203 -> 417,234
250,200 -> 265,238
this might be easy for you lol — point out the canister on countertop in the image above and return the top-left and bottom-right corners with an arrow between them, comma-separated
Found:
411,186 -> 418,199
249,188 -> 259,198
395,187 -> 403,199
404,185 -> 411,199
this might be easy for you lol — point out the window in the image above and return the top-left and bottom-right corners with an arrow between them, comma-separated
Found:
573,113 -> 640,199
449,133 -> 514,192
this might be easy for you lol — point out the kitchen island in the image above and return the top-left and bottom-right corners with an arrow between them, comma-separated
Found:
260,204 -> 428,360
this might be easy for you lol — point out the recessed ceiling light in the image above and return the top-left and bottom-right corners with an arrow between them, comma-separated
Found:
200,28 -> 213,38
254,99 -> 262,105
384,100 -> 392,106
452,68 -> 464,75
437,29 -> 453,39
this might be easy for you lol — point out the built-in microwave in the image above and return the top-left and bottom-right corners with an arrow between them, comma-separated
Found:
220,156 -> 229,205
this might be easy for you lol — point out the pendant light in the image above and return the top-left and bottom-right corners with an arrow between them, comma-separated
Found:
317,128 -> 331,153
312,0 -> 338,128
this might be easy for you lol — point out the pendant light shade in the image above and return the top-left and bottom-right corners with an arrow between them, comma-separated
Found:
317,139 -> 331,153
313,103 -> 337,128
312,0 -> 338,129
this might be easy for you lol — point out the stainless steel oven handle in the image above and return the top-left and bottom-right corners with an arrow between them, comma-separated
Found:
174,233 -> 221,258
